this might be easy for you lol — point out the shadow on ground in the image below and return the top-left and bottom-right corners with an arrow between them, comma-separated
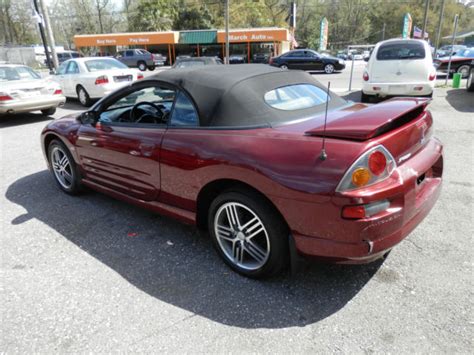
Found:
445,89 -> 474,113
6,171 -> 383,329
0,113 -> 53,128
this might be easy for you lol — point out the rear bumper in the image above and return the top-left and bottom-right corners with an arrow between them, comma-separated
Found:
0,96 -> 65,114
88,82 -> 132,99
290,137 -> 443,263
363,81 -> 435,96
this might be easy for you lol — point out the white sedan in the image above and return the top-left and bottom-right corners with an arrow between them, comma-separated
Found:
53,57 -> 143,106
0,64 -> 65,116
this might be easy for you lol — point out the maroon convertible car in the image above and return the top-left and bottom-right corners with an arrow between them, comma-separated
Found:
41,65 -> 443,278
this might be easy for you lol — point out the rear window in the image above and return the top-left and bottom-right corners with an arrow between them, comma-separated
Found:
0,66 -> 41,81
264,84 -> 329,111
376,41 -> 425,60
85,59 -> 128,71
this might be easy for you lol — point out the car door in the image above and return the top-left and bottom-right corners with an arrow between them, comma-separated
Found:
75,82 -> 175,201
285,51 -> 305,69
54,61 -> 68,95
304,51 -> 323,70
124,50 -> 135,67
63,60 -> 81,96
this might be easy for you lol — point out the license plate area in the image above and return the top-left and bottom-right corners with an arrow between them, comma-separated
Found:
114,75 -> 132,82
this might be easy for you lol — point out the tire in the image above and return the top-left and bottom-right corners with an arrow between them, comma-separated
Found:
208,190 -> 289,278
361,91 -> 372,103
77,86 -> 92,107
48,139 -> 81,195
138,61 -> 147,71
148,65 -> 156,71
457,65 -> 470,78
324,63 -> 335,74
467,69 -> 474,92
279,64 -> 288,70
41,107 -> 56,116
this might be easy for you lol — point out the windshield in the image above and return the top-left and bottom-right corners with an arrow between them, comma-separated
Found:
458,49 -> 474,58
376,41 -> 425,60
0,66 -> 41,81
85,59 -> 128,72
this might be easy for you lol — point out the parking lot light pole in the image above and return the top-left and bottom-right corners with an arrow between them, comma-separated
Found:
32,0 -> 52,73
225,0 -> 230,65
422,0 -> 430,40
445,14 -> 459,86
434,0 -> 446,58
39,0 -> 58,70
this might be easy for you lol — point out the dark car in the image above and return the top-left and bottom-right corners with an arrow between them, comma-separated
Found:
41,65 -> 443,278
45,51 -> 82,66
434,48 -> 474,78
252,52 -> 271,63
436,45 -> 467,58
172,57 -> 223,69
115,49 -> 163,71
229,54 -> 246,64
270,49 -> 345,73
467,59 -> 474,91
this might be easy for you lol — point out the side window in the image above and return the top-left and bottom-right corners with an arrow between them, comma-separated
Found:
57,62 -> 67,75
169,91 -> 199,127
66,61 -> 79,74
125,50 -> 134,57
290,51 -> 304,58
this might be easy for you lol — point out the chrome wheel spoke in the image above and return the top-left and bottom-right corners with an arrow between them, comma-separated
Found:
232,242 -> 244,264
51,146 -> 73,189
225,204 -> 241,229
244,240 -> 267,263
245,222 -> 265,240
216,224 -> 235,242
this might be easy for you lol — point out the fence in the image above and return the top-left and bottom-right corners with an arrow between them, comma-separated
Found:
0,47 -> 37,67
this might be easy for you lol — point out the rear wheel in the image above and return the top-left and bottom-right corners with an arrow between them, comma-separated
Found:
457,65 -> 470,78
77,86 -> 92,107
361,91 -> 372,103
148,65 -> 155,71
467,68 -> 474,92
138,61 -> 147,71
41,107 -> 56,116
48,139 -> 81,195
208,191 -> 289,278
324,63 -> 335,74
279,64 -> 288,70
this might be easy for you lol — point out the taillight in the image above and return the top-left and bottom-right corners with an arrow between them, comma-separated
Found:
137,73 -> 144,80
429,72 -> 436,81
336,145 -> 396,192
95,75 -> 109,85
53,89 -> 62,95
0,93 -> 13,101
363,71 -> 369,81
342,200 -> 390,219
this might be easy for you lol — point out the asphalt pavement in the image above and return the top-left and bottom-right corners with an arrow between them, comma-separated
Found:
1,67 -> 473,353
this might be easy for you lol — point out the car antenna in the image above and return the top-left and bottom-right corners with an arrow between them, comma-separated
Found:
319,81 -> 331,161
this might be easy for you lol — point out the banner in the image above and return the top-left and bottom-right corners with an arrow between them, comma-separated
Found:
319,17 -> 329,51
402,13 -> 412,39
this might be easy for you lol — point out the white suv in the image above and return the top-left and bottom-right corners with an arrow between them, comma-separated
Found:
362,39 -> 436,102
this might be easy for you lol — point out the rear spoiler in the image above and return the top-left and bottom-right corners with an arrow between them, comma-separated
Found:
305,97 -> 431,141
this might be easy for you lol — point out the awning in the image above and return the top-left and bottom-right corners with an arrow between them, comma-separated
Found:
179,30 -> 217,44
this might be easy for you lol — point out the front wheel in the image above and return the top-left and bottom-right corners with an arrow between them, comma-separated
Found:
48,140 -> 81,194
279,64 -> 288,70
208,191 -> 289,278
324,63 -> 335,74
457,64 -> 470,78
41,107 -> 56,116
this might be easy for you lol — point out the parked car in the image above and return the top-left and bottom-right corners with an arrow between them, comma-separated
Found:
44,51 -> 83,66
433,48 -> 474,78
467,60 -> 474,92
115,49 -> 163,71
349,52 -> 364,60
270,49 -> 345,73
336,52 -> 348,60
229,54 -> 246,64
0,64 -> 65,116
41,65 -> 443,278
252,52 -> 271,63
436,44 -> 467,58
362,39 -> 436,102
172,57 -> 223,69
53,57 -> 143,106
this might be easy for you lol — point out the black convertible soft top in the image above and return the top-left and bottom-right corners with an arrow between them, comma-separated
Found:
156,64 -> 346,127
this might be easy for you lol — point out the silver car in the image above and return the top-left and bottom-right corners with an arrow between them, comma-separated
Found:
0,64 -> 65,115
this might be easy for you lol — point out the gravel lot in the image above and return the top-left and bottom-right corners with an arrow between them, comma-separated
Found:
1,68 -> 473,353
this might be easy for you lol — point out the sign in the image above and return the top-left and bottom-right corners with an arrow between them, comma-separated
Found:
402,13 -> 412,39
216,29 -> 288,43
319,17 -> 329,51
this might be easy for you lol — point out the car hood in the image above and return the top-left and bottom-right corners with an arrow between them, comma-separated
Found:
436,55 -> 473,63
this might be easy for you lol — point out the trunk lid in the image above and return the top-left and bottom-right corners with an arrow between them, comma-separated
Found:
370,59 -> 430,83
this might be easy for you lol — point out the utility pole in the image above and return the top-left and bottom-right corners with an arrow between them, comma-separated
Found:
32,0 -> 52,73
225,0 -> 230,65
39,0 -> 58,70
421,0 -> 430,40
434,0 -> 446,58
445,14 -> 459,86
382,23 -> 386,41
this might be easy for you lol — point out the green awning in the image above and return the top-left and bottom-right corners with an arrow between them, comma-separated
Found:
179,30 -> 217,44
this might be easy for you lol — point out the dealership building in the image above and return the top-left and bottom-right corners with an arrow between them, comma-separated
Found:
74,28 -> 290,64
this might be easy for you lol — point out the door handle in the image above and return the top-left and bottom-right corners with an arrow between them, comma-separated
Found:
129,150 -> 141,156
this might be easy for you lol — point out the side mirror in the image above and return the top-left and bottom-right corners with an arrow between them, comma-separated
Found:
79,111 -> 97,125
364,57 -> 370,62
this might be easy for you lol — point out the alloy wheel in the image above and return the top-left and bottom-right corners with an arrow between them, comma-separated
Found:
325,64 -> 335,74
78,88 -> 88,106
51,146 -> 73,189
458,65 -> 469,78
214,202 -> 270,271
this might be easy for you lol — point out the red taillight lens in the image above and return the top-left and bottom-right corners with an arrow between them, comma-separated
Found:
342,200 -> 390,219
137,73 -> 144,80
429,72 -> 436,81
342,205 -> 366,219
95,75 -> 109,85
368,151 -> 387,176
0,94 -> 13,101
363,71 -> 369,81
53,89 -> 62,95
